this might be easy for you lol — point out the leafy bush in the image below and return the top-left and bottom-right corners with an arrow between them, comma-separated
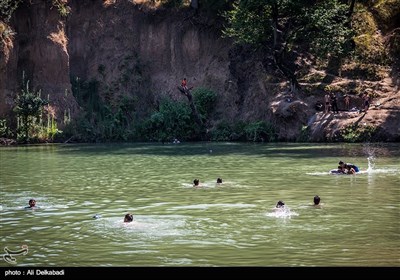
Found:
192,87 -> 217,121
0,118 -> 13,138
52,0 -> 71,17
138,96 -> 195,142
244,121 -> 276,142
210,120 -> 276,142
341,124 -> 378,143
297,125 -> 310,142
0,0 -> 22,23
14,77 -> 48,143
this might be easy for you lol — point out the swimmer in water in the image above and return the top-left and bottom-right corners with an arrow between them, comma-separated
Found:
276,200 -> 285,208
216,178 -> 222,184
330,165 -> 346,174
25,199 -> 37,209
124,213 -> 133,223
339,160 -> 359,173
193,179 -> 200,187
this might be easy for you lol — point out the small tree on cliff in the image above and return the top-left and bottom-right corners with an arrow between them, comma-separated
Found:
14,75 -> 48,143
223,0 -> 354,93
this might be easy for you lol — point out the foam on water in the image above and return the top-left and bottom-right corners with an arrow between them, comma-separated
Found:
265,207 -> 299,219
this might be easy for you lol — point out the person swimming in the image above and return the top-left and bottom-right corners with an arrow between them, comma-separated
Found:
339,161 -> 359,173
330,165 -> 346,174
216,178 -> 222,184
193,179 -> 200,187
124,213 -> 133,223
25,199 -> 37,209
313,195 -> 321,205
276,200 -> 285,208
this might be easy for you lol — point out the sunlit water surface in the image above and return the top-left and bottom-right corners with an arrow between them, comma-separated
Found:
0,142 -> 399,266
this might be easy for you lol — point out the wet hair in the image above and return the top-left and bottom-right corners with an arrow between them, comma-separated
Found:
193,179 -> 199,186
276,200 -> 285,208
28,199 -> 36,207
339,161 -> 344,165
314,195 -> 321,205
217,178 -> 222,184
124,213 -> 133,223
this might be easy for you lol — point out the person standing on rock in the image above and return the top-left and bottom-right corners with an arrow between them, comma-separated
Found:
330,92 -> 339,114
344,94 -> 350,111
324,92 -> 331,113
363,93 -> 370,112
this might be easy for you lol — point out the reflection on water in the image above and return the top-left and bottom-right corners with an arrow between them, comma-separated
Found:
0,143 -> 399,266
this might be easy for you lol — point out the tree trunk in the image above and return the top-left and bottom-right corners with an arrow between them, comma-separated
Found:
270,2 -> 299,93
177,86 -> 203,127
271,2 -> 279,48
348,0 -> 356,18
273,49 -> 300,93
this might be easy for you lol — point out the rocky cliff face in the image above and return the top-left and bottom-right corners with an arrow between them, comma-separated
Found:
1,0 -> 79,123
1,0 -> 399,141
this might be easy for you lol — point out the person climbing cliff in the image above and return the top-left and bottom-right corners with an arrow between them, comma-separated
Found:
181,78 -> 188,92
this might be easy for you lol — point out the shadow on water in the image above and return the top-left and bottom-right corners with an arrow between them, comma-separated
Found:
3,142 -> 399,159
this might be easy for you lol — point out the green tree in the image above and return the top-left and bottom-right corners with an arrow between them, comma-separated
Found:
303,0 -> 354,58
14,77 -> 48,143
223,0 -> 354,92
0,0 -> 22,23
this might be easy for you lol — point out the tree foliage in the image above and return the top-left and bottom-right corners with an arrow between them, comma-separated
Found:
223,0 -> 355,90
303,0 -> 354,57
0,0 -> 22,23
224,0 -> 354,57
14,77 -> 48,143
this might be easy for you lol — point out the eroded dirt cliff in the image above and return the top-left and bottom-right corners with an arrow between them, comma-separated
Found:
1,0 -> 399,142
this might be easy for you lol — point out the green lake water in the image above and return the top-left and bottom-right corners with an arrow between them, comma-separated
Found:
0,142 -> 399,266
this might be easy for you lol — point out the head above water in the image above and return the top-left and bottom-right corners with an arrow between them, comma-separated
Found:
28,199 -> 36,207
193,179 -> 199,186
276,200 -> 285,208
124,213 -> 133,223
217,178 -> 222,184
314,195 -> 321,205
339,161 -> 344,165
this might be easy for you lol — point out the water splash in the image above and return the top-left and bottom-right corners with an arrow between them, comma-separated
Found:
367,156 -> 375,172
265,207 -> 299,219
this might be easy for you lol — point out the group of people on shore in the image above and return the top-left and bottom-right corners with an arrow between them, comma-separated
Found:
321,92 -> 371,114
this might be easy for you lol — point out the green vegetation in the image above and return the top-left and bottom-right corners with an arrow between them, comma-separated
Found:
137,87 -> 217,142
138,96 -> 195,142
0,118 -> 13,138
0,0 -> 22,23
210,120 -> 276,142
69,77 -> 136,142
13,75 -> 48,143
52,0 -> 70,17
1,1 -> 397,145
192,87 -> 217,123
297,125 -> 310,142
341,124 -> 378,143
223,0 -> 355,91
